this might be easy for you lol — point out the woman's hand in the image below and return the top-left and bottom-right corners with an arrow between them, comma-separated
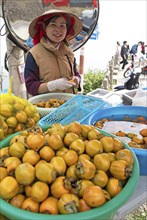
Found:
47,78 -> 75,91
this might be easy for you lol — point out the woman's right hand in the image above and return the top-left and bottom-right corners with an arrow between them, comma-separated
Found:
47,78 -> 75,91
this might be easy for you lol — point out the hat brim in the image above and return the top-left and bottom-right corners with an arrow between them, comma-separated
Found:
29,9 -> 83,41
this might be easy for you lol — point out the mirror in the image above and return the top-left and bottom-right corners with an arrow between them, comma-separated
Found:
2,0 -> 99,52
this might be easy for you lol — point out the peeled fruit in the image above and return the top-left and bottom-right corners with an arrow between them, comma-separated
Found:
24,105 -> 37,118
85,140 -> 103,157
15,163 -> 35,185
15,111 -> 28,123
39,146 -> 55,162
64,132 -> 79,146
47,134 -> 64,150
94,153 -> 110,172
81,124 -> 92,139
22,150 -> 40,165
50,156 -> 67,176
35,160 -> 57,184
75,159 -> 96,180
100,136 -> 114,152
47,123 -> 66,139
40,196 -> 59,214
0,176 -> 19,200
83,185 -> 106,207
9,142 -> 26,158
116,149 -> 134,167
87,128 -> 102,140
0,167 -> 8,181
22,197 -> 39,212
92,170 -> 108,188
106,177 -> 123,197
140,128 -> 147,137
31,181 -> 49,202
67,121 -> 82,135
6,117 -> 18,128
110,160 -> 131,180
0,104 -> 13,117
26,133 -> 45,151
9,194 -> 26,208
69,138 -> 85,155
58,193 -> 80,214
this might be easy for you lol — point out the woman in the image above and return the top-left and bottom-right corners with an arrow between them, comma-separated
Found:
24,9 -> 83,96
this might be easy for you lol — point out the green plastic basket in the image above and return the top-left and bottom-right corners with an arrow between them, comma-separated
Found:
0,127 -> 139,220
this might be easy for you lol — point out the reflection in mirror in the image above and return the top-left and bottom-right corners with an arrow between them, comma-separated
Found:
2,0 -> 99,52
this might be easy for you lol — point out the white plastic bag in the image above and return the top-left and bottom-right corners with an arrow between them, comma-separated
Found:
132,88 -> 147,106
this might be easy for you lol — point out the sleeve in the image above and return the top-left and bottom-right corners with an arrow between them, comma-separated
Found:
73,58 -> 81,92
24,52 -> 41,96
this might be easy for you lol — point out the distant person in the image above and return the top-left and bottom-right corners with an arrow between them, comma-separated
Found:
120,41 -> 129,69
129,41 -> 142,60
115,41 -> 121,65
141,42 -> 145,55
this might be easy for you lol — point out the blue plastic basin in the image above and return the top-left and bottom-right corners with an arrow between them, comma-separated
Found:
84,106 -> 147,175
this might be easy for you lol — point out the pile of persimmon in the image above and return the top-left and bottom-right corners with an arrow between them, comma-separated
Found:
32,98 -> 66,108
95,116 -> 147,149
0,94 -> 40,141
0,122 -> 135,215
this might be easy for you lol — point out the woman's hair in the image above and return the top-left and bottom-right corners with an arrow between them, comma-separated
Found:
45,14 -> 71,31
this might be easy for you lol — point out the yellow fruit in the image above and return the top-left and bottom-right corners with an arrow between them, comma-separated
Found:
85,140 -> 103,157
35,160 -> 57,184
6,116 -> 18,128
47,134 -> 64,150
31,181 -> 49,202
24,105 -> 37,118
0,176 -> 19,200
0,167 -> 8,181
26,133 -> 45,151
0,104 -> 13,117
22,150 -> 40,165
9,194 -> 26,208
9,142 -> 26,158
15,163 -> 35,185
67,121 -> 82,135
15,111 -> 28,123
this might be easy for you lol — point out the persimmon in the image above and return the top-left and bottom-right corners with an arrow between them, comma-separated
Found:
26,133 -> 45,151
116,149 -> 134,167
9,194 -> 25,208
94,153 -> 110,172
83,185 -> 106,207
50,176 -> 70,199
106,177 -> 123,197
110,160 -> 132,180
39,146 -> 55,162
31,181 -> 49,202
40,196 -> 59,214
91,170 -> 108,188
140,128 -> 147,137
75,159 -> 96,180
62,149 -> 78,166
22,150 -> 40,165
50,156 -> 67,176
0,176 -> 19,200
22,197 -> 39,212
58,193 -> 79,214
79,198 -> 91,212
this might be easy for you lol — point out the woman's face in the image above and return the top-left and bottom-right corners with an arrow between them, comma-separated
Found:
45,16 -> 67,45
